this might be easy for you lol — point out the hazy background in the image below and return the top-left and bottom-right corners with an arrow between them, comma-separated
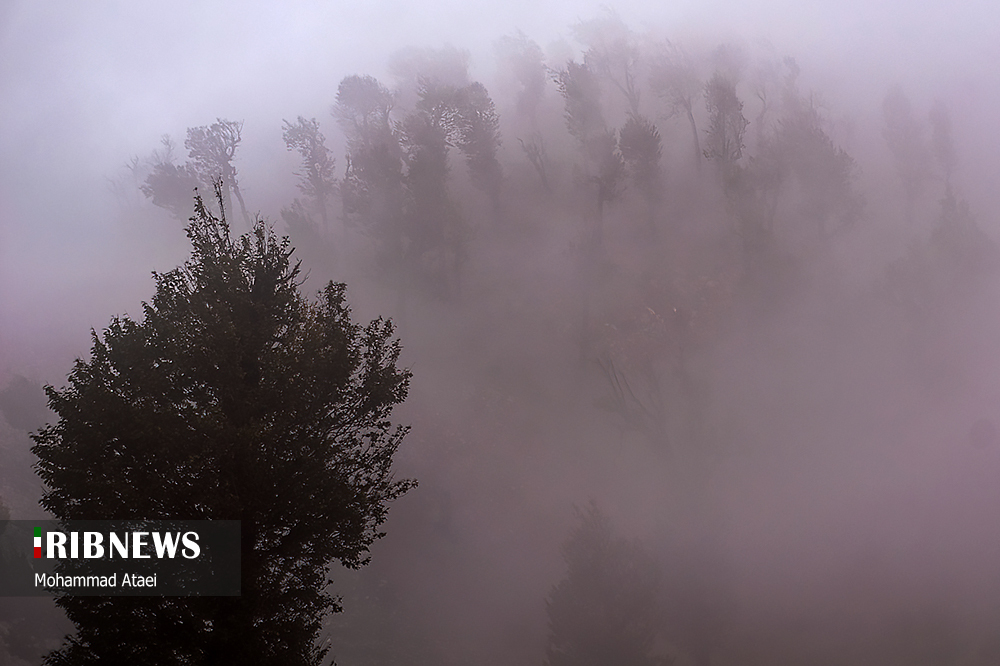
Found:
3,0 -> 998,376
4,1 -> 1000,665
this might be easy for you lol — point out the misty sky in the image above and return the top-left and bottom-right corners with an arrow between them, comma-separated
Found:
1,0 -> 998,377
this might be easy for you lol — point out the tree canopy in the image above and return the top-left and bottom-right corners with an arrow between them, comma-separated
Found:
31,184 -> 414,666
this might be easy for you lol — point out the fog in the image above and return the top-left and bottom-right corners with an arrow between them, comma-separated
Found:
3,1 -> 1000,664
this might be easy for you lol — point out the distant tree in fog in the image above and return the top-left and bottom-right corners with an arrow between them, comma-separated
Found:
185,118 -> 252,228
140,134 -> 202,219
141,120 -> 252,228
454,82 -> 504,212
557,61 -> 607,150
545,505 -> 666,666
885,188 -> 1000,318
619,113 -> 663,231
400,79 -> 468,299
649,42 -> 702,169
282,116 -> 337,228
556,61 -> 625,247
929,99 -> 957,187
494,30 -> 547,126
574,9 -> 643,116
32,185 -> 413,666
882,87 -> 931,223
281,117 -> 339,265
334,72 -> 501,300
702,72 -> 748,166
334,75 -> 409,290
702,72 -> 773,274
756,61 -> 862,237
387,44 -> 470,112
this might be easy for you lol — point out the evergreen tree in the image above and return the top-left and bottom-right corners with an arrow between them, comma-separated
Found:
32,184 -> 414,666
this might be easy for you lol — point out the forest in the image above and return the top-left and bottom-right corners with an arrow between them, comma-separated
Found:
3,5 -> 1000,665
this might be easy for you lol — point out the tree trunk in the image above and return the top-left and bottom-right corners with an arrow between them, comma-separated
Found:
686,103 -> 701,172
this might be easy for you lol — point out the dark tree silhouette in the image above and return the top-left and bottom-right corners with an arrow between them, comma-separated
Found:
334,75 -> 409,295
400,79 -> 468,300
32,185 -> 414,666
141,121 -> 252,228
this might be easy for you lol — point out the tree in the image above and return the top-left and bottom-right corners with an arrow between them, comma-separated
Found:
650,42 -> 702,170
281,117 -> 339,270
334,75 -> 409,296
545,504 -> 666,666
702,72 -> 748,166
882,87 -> 930,224
140,135 -> 202,220
31,184 -> 414,666
494,30 -> 547,127
929,99 -> 957,187
400,79 -> 469,300
619,113 -> 663,231
556,61 -> 625,248
282,116 -> 337,228
454,82 -> 504,212
702,73 -> 776,276
756,62 -> 862,238
141,121 -> 252,228
185,119 -> 252,228
574,9 -> 642,116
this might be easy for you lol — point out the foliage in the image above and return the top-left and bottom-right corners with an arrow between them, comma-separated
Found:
574,9 -> 642,116
184,119 -> 252,227
702,73 -> 748,165
556,62 -> 607,150
619,113 -> 663,221
494,30 -> 547,123
140,135 -> 202,220
756,66 -> 863,236
545,505 -> 666,666
32,185 -> 414,666
141,121 -> 252,227
454,82 -> 504,206
649,42 -> 702,166
282,116 -> 337,226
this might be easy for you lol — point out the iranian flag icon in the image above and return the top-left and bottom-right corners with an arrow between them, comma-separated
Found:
33,527 -> 41,558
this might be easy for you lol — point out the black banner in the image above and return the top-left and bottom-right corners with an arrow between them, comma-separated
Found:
0,521 -> 240,596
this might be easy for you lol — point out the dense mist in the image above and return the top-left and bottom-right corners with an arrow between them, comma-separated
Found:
4,1 -> 1000,664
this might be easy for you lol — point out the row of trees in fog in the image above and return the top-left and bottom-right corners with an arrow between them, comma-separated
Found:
133,12 -> 992,325
64,10 -> 1000,666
